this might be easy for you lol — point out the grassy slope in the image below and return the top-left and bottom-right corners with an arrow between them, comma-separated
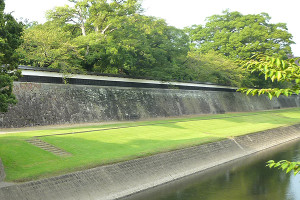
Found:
1,108 -> 300,182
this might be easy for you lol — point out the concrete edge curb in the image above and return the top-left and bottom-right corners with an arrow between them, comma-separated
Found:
1,124 -> 300,200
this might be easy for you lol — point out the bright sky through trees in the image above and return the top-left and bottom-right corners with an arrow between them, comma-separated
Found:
4,0 -> 300,56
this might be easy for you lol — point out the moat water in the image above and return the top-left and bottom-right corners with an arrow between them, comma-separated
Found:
123,139 -> 300,200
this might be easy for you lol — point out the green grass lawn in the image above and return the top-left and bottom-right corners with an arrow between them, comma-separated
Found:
1,108 -> 300,182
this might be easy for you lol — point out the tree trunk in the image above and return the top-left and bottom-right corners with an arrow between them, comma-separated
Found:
95,25 -> 99,33
101,24 -> 111,34
78,9 -> 86,36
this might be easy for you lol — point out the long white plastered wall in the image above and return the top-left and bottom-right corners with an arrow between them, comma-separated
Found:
0,124 -> 300,200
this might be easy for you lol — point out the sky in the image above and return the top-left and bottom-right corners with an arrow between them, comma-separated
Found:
4,0 -> 300,56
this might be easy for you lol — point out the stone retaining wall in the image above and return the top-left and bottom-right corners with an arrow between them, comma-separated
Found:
1,82 -> 299,128
0,125 -> 300,200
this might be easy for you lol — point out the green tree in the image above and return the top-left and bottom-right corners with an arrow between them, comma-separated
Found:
240,55 -> 300,175
187,10 -> 294,60
19,0 -> 190,81
17,23 -> 82,73
88,0 -> 142,34
79,15 -> 190,80
183,50 -> 245,86
46,0 -> 142,37
46,0 -> 90,36
0,0 -> 23,112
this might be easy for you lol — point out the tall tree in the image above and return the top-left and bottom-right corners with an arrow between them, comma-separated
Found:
20,0 -> 191,81
88,0 -> 142,34
0,0 -> 23,112
46,0 -> 142,37
18,23 -> 82,72
74,14 -> 190,79
46,0 -> 90,36
45,0 -> 148,75
187,10 -> 294,60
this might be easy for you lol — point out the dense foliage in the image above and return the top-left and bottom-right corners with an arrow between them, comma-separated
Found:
0,0 -> 23,112
187,10 -> 294,60
239,55 -> 300,99
18,24 -> 82,71
183,50 -> 244,86
18,0 -> 191,80
14,2 -> 296,88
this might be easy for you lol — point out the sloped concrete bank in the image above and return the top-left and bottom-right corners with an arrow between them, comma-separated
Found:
1,125 -> 300,200
1,82 -> 300,128
0,159 -> 5,182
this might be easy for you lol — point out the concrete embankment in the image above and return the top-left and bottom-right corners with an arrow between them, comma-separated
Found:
1,124 -> 300,200
0,159 -> 5,182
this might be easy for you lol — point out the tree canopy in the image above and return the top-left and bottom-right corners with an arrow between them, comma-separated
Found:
19,0 -> 190,80
187,10 -> 294,60
183,50 -> 244,86
0,0 -> 23,112
17,23 -> 82,71
15,6 -> 296,88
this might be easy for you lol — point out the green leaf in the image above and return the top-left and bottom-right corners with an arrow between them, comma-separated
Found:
253,89 -> 259,96
251,69 -> 257,73
274,162 -> 282,168
282,60 -> 286,69
271,75 -> 276,82
275,90 -> 282,98
276,71 -> 282,81
271,57 -> 276,64
246,89 -> 253,95
281,162 -> 289,170
283,89 -> 290,97
276,58 -> 281,67
268,92 -> 273,100
268,163 -> 276,168
265,74 -> 268,80
258,90 -> 265,96
286,162 -> 297,173
269,69 -> 275,77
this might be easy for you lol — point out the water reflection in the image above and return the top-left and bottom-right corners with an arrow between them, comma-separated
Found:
123,140 -> 300,200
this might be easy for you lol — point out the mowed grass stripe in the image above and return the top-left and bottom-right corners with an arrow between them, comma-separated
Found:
35,112 -> 263,138
1,108 -> 300,182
